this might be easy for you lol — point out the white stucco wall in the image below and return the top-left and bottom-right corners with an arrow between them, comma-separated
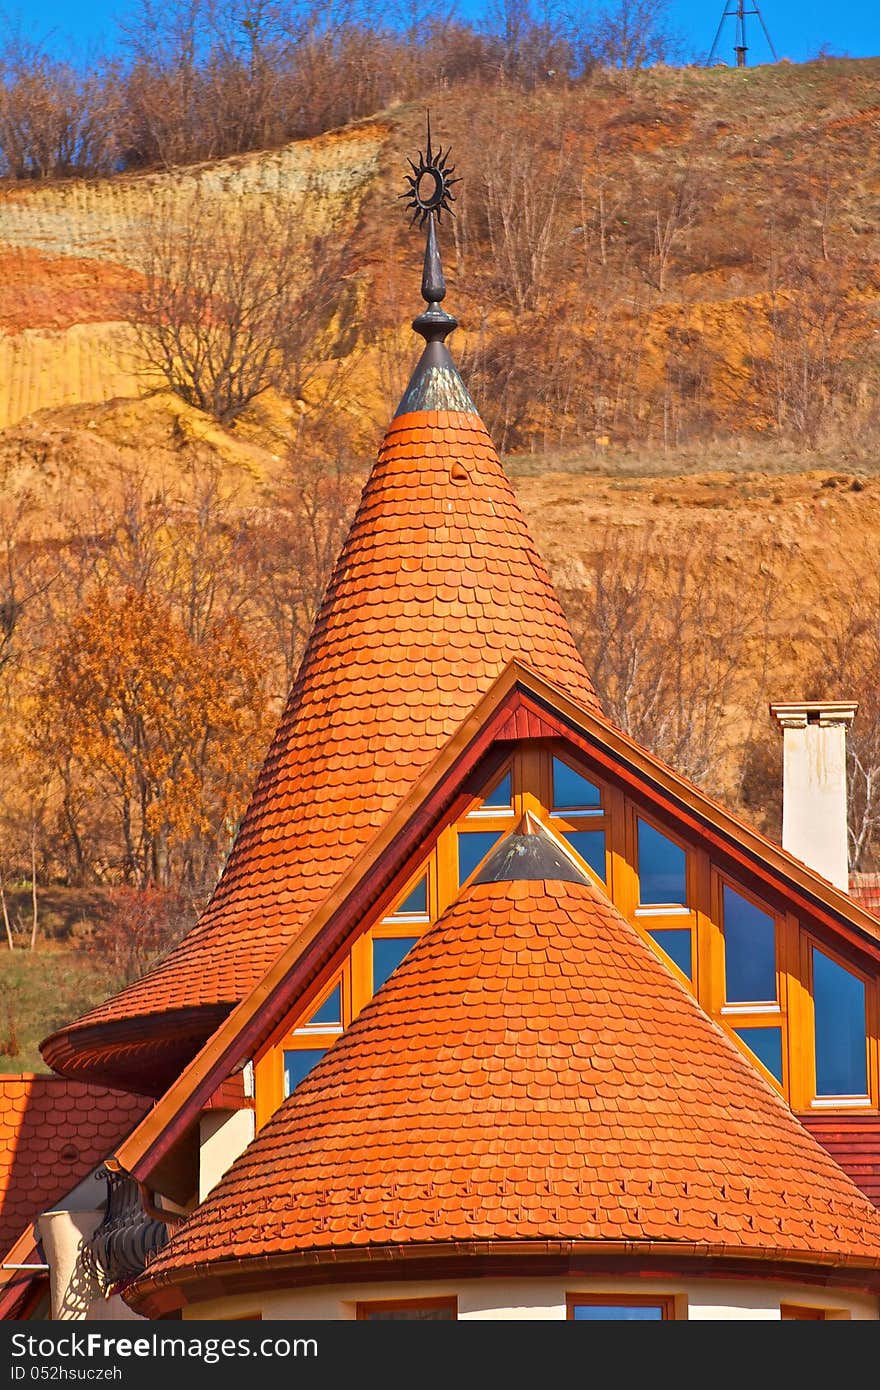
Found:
198,1109 -> 255,1202
181,1274 -> 879,1321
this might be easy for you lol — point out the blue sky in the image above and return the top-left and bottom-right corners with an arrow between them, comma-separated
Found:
2,0 -> 877,65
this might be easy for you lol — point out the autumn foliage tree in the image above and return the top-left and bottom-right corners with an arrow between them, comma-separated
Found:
35,585 -> 270,890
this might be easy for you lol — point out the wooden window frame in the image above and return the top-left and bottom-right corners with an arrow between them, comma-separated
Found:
356,1297 -> 457,1320
715,872 -> 784,1013
544,746 -> 611,888
550,752 -> 605,819
622,807 -> 697,988
566,1294 -> 676,1320
801,933 -> 876,1110
779,1304 -> 829,1320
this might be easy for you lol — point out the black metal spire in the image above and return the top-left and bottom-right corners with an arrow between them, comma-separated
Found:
394,114 -> 476,419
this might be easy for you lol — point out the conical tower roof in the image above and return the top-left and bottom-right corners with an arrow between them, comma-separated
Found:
129,823 -> 880,1312
43,139 -> 599,1089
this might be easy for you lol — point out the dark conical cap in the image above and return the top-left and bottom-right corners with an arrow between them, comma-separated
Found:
473,812 -> 588,885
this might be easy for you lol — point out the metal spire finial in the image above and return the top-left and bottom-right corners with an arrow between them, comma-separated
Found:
393,113 -> 476,418
400,112 -> 461,345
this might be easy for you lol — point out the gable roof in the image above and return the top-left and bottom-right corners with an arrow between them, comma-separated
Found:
99,665 -> 880,1198
0,1075 -> 150,1258
127,845 -> 880,1315
42,404 -> 598,1093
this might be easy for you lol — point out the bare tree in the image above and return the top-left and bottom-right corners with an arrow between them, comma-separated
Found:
585,0 -> 676,70
0,34 -> 123,179
133,195 -> 354,424
562,523 -> 780,796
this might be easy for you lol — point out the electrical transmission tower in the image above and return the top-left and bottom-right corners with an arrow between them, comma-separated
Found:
707,1 -> 778,67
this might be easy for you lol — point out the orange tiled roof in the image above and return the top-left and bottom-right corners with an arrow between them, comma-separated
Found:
46,408 -> 597,1080
132,873 -> 880,1302
0,1075 -> 150,1256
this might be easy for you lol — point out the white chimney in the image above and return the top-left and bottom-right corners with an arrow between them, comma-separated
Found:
769,701 -> 857,891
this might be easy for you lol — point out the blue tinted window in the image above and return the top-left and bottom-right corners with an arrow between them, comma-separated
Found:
562,830 -> 606,881
650,928 -> 692,979
391,877 -> 427,917
373,936 -> 418,994
482,771 -> 512,809
734,1026 -> 783,1083
303,983 -> 341,1027
458,831 -> 501,885
552,758 -> 601,812
813,948 -> 867,1096
723,885 -> 776,1003
638,820 -> 686,905
283,1048 -> 325,1098
573,1305 -> 664,1320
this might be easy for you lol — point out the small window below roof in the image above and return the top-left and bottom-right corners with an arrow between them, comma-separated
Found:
734,1025 -> 783,1085
649,927 -> 692,980
386,875 -> 428,919
568,1296 -> 673,1320
637,819 -> 686,907
372,936 -> 418,994
552,758 -> 602,815
560,829 -> 606,882
296,983 -> 342,1031
722,885 -> 777,1005
471,769 -> 512,814
812,947 -> 868,1099
457,830 -> 503,885
283,1048 -> 325,1099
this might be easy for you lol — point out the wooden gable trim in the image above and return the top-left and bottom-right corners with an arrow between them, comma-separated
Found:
111,660 -> 880,1190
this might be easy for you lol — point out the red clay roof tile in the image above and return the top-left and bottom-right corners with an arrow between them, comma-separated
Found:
0,1076 -> 150,1257
46,408 -> 598,1084
131,876 -> 880,1304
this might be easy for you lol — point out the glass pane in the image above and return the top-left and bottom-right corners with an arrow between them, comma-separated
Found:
813,948 -> 867,1096
723,885 -> 776,1003
373,936 -> 418,993
390,876 -> 427,917
637,819 -> 686,906
552,758 -> 602,811
458,831 -> 502,885
482,770 -> 512,809
734,1026 -> 783,1083
301,983 -> 341,1028
650,928 -> 692,979
573,1305 -> 664,1320
562,830 -> 606,881
283,1048 -> 325,1099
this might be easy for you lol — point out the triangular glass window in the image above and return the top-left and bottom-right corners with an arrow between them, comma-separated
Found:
372,936 -> 419,993
734,1026 -> 783,1085
458,830 -> 503,885
388,875 -> 428,918
283,1048 -> 325,1098
552,758 -> 602,813
302,983 -> 342,1028
481,770 -> 512,811
560,829 -> 606,881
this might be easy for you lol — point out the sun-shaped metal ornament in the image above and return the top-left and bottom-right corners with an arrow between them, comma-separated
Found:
401,114 -> 460,227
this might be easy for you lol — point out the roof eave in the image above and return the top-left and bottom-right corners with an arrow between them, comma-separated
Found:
128,1237 -> 880,1318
